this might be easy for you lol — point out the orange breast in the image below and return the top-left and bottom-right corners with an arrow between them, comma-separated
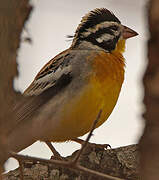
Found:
48,50 -> 125,142
89,51 -> 125,127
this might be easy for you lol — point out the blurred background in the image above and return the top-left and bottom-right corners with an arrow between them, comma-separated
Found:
6,0 -> 147,171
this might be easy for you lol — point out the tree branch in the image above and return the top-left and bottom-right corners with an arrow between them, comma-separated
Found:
3,144 -> 139,180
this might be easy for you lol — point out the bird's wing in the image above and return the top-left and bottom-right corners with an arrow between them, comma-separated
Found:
24,49 -> 72,96
11,49 -> 73,131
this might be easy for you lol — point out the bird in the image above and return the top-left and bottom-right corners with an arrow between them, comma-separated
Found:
11,8 -> 138,156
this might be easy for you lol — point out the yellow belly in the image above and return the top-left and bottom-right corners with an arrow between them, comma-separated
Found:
49,51 -> 125,142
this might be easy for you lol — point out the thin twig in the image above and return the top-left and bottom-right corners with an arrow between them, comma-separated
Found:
45,141 -> 63,160
72,110 -> 102,165
10,152 -> 124,180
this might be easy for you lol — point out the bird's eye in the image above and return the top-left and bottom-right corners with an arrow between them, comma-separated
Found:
110,25 -> 118,31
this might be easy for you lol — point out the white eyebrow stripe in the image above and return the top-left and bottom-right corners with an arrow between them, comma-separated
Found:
81,21 -> 120,37
96,34 -> 114,43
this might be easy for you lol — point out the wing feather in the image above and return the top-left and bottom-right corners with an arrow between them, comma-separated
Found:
24,49 -> 72,96
11,49 -> 73,131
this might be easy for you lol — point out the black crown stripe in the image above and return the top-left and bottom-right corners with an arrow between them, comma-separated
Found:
77,8 -> 120,35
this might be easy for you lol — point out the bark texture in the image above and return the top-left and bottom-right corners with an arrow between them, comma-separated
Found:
0,0 -> 32,170
3,145 -> 139,180
139,0 -> 159,179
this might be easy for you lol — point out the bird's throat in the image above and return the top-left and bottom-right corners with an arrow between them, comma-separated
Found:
112,39 -> 126,54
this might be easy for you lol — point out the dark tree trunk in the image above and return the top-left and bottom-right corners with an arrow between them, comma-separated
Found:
139,0 -> 159,179
0,0 -> 32,174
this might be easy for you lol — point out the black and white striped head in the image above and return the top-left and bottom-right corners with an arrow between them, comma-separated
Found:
71,8 -> 138,52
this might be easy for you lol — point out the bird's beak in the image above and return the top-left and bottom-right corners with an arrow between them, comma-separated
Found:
122,25 -> 138,39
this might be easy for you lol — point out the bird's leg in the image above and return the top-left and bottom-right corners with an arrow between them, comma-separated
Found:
72,138 -> 111,149
45,141 -> 63,160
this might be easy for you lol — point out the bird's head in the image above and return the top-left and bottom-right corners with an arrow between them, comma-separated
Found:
71,8 -> 138,53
